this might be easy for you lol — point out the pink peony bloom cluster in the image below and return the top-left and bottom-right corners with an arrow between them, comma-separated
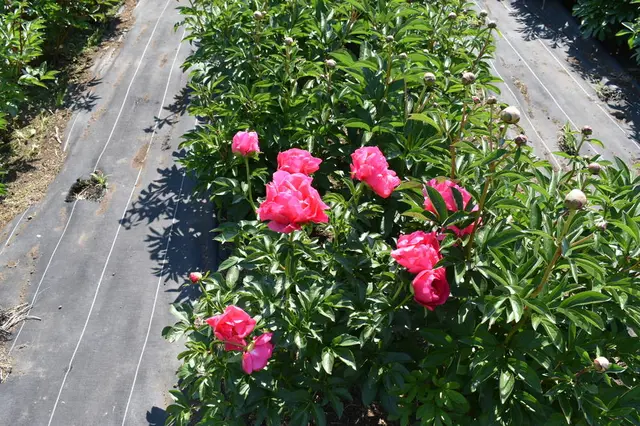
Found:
257,170 -> 329,233
206,306 -> 274,375
350,146 -> 401,198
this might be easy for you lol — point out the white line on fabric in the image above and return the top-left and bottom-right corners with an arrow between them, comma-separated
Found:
63,114 -> 81,152
0,206 -> 31,258
489,62 -> 562,169
47,29 -> 185,426
9,201 -> 78,353
120,169 -> 186,426
92,0 -> 172,172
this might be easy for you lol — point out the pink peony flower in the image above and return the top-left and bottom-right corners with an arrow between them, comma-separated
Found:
391,231 -> 442,274
206,306 -> 256,351
423,178 -> 478,237
412,268 -> 450,310
232,131 -> 260,156
277,148 -> 322,175
257,171 -> 329,233
242,333 -> 274,374
350,146 -> 401,198
189,272 -> 203,283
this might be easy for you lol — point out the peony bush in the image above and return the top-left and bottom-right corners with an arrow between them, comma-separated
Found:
163,0 -> 640,425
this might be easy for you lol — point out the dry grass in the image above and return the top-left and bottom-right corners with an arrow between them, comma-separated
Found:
0,303 -> 40,382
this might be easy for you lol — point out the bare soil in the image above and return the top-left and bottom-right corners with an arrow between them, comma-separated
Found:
0,0 -> 137,232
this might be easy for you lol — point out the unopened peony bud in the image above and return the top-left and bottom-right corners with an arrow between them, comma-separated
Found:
189,272 -> 203,283
194,317 -> 205,328
461,71 -> 476,85
284,36 -> 294,46
444,70 -> 451,76
582,125 -> 593,136
386,35 -> 395,43
593,356 -> 610,372
501,106 -> 521,124
448,12 -> 457,20
486,96 -> 497,105
479,10 -> 488,18
487,20 -> 497,29
564,189 -> 587,210
253,10 -> 264,20
399,52 -> 408,60
588,162 -> 601,175
325,59 -> 336,68
472,96 -> 481,104
424,72 -> 436,85
514,134 -> 528,146
499,124 -> 506,132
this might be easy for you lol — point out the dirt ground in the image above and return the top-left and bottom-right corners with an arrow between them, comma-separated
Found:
0,0 -> 137,232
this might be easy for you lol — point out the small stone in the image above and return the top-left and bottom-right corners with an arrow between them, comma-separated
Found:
27,216 -> 33,221
593,356 -> 610,372
58,305 -> 62,310
325,59 -> 336,69
500,106 -> 521,124
461,71 -> 476,85
564,189 -> 587,210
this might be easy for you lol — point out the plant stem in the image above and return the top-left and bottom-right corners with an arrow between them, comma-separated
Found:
244,156 -> 257,213
530,210 -> 577,298
464,174 -> 491,258
451,103 -> 468,179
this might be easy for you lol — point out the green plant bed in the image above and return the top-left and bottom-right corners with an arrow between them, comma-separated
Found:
162,0 -> 640,425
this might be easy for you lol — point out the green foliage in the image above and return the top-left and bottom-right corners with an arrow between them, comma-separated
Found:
573,0 -> 640,64
164,0 -> 640,424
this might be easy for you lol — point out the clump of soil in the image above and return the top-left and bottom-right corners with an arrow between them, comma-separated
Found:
66,171 -> 108,202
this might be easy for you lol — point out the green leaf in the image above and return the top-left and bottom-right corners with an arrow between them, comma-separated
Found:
559,291 -> 610,308
499,370 -> 515,403
334,348 -> 357,370
312,403 -> 327,426
486,230 -> 522,248
541,320 -> 564,350
362,366 -> 379,405
337,335 -> 360,346
322,349 -> 335,375
226,266 -> 240,287
424,185 -> 449,221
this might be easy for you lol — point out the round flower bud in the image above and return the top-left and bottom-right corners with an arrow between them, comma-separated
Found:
564,189 -> 587,210
424,72 -> 436,85
472,96 -> 481,104
448,12 -> 457,20
444,69 -> 451,76
194,317 -> 205,328
588,162 -> 601,175
582,125 -> 593,136
461,71 -> 476,85
479,10 -> 488,18
486,96 -> 497,105
386,35 -> 394,43
253,10 -> 264,20
499,124 -> 506,132
593,356 -> 610,372
399,52 -> 408,60
189,272 -> 203,283
325,59 -> 336,69
284,36 -> 294,46
514,134 -> 528,146
487,20 -> 497,29
500,106 -> 521,124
